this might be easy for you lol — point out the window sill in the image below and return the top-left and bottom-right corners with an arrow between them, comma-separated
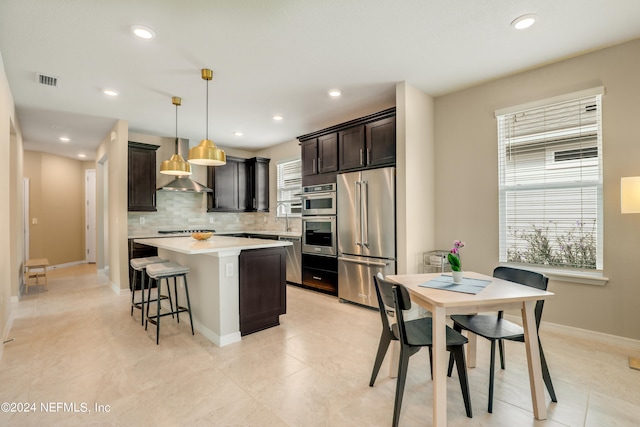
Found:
501,264 -> 608,286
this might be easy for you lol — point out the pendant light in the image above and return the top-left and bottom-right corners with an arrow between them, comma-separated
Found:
160,96 -> 192,176
188,68 -> 226,166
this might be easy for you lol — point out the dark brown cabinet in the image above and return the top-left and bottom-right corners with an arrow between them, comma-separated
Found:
207,156 -> 269,212
239,247 -> 286,335
128,142 -> 159,212
298,108 -> 396,181
127,240 -> 158,289
338,117 -> 396,171
366,116 -> 396,167
301,133 -> 338,176
247,157 -> 270,212
338,125 -> 365,170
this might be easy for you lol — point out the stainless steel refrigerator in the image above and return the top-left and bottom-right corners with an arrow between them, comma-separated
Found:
337,167 -> 396,308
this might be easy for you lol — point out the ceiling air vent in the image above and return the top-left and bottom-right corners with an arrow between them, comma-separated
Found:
36,73 -> 58,87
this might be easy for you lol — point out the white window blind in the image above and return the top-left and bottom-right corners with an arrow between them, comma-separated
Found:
276,159 -> 302,217
497,92 -> 603,270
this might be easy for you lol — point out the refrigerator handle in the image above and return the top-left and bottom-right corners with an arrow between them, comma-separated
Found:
362,180 -> 369,248
355,181 -> 362,247
338,256 -> 388,268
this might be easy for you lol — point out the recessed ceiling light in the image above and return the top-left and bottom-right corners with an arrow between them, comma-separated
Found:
329,89 -> 341,97
78,154 -> 86,158
234,132 -> 243,136
103,89 -> 118,96
273,115 -> 283,121
59,136 -> 70,142
131,25 -> 156,40
511,14 -> 537,30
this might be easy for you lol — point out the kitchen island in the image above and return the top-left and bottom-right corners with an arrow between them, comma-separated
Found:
134,235 -> 292,346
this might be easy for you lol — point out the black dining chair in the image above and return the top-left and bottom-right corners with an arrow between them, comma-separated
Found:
447,266 -> 557,413
370,274 -> 472,426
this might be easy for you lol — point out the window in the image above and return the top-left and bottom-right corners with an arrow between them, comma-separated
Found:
497,88 -> 603,270
276,159 -> 302,217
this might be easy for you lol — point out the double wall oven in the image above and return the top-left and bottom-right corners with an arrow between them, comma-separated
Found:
301,183 -> 338,295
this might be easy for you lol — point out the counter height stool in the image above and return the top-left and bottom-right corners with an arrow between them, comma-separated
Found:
130,256 -> 171,325
144,261 -> 194,345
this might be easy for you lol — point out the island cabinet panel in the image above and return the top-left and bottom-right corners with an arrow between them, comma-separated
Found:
239,247 -> 286,336
128,142 -> 159,211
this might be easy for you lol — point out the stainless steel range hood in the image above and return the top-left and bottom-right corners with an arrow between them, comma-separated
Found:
157,138 -> 212,192
160,176 -> 212,192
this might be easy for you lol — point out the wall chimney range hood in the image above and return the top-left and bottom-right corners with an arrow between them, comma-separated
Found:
160,176 -> 212,192
158,138 -> 212,192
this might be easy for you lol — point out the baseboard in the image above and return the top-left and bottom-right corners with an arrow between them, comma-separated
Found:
0,310 -> 16,362
46,260 -> 86,270
504,314 -> 640,351
109,281 -> 125,296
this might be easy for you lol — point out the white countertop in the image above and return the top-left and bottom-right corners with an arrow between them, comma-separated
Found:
128,230 -> 301,239
134,235 -> 292,255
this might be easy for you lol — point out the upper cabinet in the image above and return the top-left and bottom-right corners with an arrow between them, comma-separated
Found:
247,157 -> 270,212
298,108 -> 396,182
207,156 -> 269,212
128,141 -> 160,212
301,133 -> 338,176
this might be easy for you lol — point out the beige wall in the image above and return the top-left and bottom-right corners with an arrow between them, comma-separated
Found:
433,38 -> 640,340
23,151 -> 85,265
396,82 -> 435,274
0,53 -> 24,342
97,121 -> 129,292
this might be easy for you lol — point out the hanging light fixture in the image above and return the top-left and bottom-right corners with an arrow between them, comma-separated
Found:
188,68 -> 226,166
160,96 -> 192,175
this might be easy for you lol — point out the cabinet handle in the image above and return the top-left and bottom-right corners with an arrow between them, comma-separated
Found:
152,193 -> 155,206
312,276 -> 322,281
312,158 -> 317,174
253,198 -> 256,209
318,157 -> 322,170
215,197 -> 218,208
359,149 -> 364,166
366,148 -> 371,165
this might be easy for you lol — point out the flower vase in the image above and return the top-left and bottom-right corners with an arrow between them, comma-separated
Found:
452,270 -> 464,284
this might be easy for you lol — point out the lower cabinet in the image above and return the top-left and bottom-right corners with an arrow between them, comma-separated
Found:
239,247 -> 286,336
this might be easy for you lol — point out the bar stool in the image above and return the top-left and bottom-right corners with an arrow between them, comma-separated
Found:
144,261 -> 194,345
130,256 -> 172,325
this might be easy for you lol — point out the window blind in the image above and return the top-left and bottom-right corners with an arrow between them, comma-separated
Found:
276,159 -> 302,217
497,93 -> 603,270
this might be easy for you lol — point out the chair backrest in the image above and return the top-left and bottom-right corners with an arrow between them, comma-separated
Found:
493,266 -> 549,329
373,274 -> 413,345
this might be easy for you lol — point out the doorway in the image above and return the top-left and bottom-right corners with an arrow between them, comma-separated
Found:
85,169 -> 96,263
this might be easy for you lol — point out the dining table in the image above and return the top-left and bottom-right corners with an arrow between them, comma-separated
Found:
386,271 -> 554,427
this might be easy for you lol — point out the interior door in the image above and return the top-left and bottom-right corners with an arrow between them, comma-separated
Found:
85,169 -> 96,263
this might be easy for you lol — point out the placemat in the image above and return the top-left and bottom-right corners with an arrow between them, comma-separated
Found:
418,274 -> 491,294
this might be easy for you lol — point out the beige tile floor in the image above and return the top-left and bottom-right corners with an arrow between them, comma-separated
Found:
1,264 -> 640,426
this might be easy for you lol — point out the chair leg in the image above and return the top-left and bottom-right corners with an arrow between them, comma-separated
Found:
369,331 -> 392,387
539,339 -> 557,402
498,338 -> 505,369
453,346 -> 473,418
145,278 -> 154,331
428,346 -> 433,380
183,275 -> 194,335
488,340 -> 496,413
447,351 -> 455,377
130,269 -> 137,317
392,348 -> 411,427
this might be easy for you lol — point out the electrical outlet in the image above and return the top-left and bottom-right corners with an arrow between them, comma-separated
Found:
32,218 -> 38,225
209,216 -> 214,224
235,215 -> 239,223
225,263 -> 233,277
139,216 -> 145,225
263,216 -> 267,223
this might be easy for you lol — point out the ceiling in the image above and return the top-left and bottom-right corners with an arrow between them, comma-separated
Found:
2,1 -> 640,161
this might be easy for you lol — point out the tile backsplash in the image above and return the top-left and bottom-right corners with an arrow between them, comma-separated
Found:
128,190 -> 300,235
